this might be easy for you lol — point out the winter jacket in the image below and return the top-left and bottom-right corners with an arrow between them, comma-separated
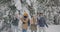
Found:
30,17 -> 36,24
37,16 -> 48,27
30,17 -> 37,30
12,18 -> 19,26
21,17 -> 29,30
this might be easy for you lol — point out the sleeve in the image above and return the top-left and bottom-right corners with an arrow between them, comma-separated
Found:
43,17 -> 48,27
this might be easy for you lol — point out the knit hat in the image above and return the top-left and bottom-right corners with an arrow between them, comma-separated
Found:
23,11 -> 28,16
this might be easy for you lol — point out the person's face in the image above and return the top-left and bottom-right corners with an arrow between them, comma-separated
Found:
24,16 -> 28,18
40,13 -> 43,16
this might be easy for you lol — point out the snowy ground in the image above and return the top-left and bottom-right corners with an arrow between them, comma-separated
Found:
11,25 -> 60,32
46,25 -> 60,32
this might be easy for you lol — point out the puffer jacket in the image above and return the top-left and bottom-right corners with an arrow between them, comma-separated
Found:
37,17 -> 48,27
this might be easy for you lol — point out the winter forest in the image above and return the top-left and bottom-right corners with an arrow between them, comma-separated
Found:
0,0 -> 60,32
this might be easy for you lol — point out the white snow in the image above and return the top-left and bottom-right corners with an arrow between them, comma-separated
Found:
14,0 -> 22,10
10,25 -> 60,32
46,25 -> 60,32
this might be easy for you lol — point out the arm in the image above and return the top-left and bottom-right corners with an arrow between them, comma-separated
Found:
43,18 -> 48,28
20,17 -> 23,22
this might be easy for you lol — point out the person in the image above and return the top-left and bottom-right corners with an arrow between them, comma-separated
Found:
18,15 -> 22,32
54,14 -> 59,25
12,11 -> 20,32
57,15 -> 60,25
12,11 -> 19,26
37,12 -> 48,32
21,11 -> 29,32
30,15 -> 37,32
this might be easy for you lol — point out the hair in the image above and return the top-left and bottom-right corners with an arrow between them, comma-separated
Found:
40,13 -> 43,14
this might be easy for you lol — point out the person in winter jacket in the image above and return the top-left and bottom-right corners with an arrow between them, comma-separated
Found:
21,11 -> 29,32
30,15 -> 37,32
37,12 -> 48,32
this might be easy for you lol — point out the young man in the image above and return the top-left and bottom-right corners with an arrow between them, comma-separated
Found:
37,12 -> 48,32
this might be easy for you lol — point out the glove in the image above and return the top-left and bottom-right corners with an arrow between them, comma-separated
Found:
46,25 -> 48,28
46,24 -> 48,28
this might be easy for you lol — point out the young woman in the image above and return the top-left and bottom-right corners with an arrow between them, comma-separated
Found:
21,11 -> 29,32
30,15 -> 37,32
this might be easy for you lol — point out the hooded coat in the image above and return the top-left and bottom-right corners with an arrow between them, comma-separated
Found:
21,12 -> 29,30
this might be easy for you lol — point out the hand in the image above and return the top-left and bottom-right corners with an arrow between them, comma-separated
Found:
47,26 -> 48,28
